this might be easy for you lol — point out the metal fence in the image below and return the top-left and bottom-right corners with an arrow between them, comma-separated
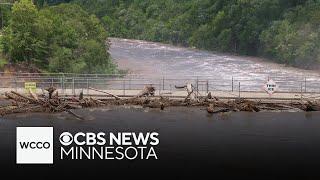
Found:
0,72 -> 320,95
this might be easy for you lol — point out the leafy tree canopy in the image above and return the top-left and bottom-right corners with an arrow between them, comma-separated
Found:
1,0 -> 116,73
73,0 -> 319,68
1,0 -> 320,69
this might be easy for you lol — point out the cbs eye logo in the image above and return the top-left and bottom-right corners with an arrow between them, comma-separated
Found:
59,132 -> 73,146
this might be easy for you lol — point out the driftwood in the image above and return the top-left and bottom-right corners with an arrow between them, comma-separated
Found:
89,87 -> 120,100
29,89 -> 39,102
176,83 -> 196,102
305,101 -> 320,111
2,90 -> 84,120
1,85 -> 320,117
11,91 -> 37,103
45,86 -> 57,99
207,107 -> 230,114
79,91 -> 84,100
136,85 -> 155,97
185,83 -> 195,101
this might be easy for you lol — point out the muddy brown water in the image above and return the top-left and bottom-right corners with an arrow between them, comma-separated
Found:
109,38 -> 320,92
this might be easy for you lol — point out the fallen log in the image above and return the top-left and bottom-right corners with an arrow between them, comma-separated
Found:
207,107 -> 230,114
305,101 -> 320,111
186,83 -> 195,101
5,92 -> 28,103
0,105 -> 46,115
89,87 -> 120,100
175,85 -> 187,89
4,90 -> 85,120
175,83 -> 196,102
45,87 -> 57,99
11,91 -> 38,103
1,87 -> 320,118
29,89 -> 39,102
136,85 -> 155,97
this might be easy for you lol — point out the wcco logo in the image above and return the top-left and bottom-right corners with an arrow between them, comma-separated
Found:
16,127 -> 53,164
19,141 -> 51,149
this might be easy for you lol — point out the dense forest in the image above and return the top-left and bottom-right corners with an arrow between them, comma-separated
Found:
1,0 -> 320,72
0,0 -> 116,73
71,0 -> 320,69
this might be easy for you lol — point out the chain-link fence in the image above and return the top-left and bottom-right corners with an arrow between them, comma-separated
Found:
0,73 -> 320,99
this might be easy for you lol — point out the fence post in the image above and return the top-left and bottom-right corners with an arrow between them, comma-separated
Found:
301,82 -> 303,101
14,77 -> 17,92
159,81 -> 161,96
62,76 -> 66,94
305,77 -> 307,93
87,79 -> 89,95
72,77 -> 75,95
162,76 -> 165,91
60,77 -> 62,94
123,80 -> 125,96
232,76 -> 234,92
206,80 -> 209,94
238,82 -> 241,98
196,76 -> 199,97
62,76 -> 65,95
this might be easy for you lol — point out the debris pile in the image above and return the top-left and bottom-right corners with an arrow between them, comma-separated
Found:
0,84 -> 320,119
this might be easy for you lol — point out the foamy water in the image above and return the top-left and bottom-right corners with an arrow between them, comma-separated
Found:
109,38 -> 320,92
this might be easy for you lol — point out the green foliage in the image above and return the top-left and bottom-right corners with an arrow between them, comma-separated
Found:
0,33 -> 7,69
73,0 -> 319,68
260,1 -> 320,68
0,33 -> 3,52
0,58 -> 7,69
4,0 -> 41,63
2,0 -> 320,69
2,0 -> 116,73
0,4 -> 12,29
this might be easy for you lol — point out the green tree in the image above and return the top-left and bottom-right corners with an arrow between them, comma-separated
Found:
260,0 -> 320,67
5,0 -> 47,63
3,0 -> 320,70
3,1 -> 116,73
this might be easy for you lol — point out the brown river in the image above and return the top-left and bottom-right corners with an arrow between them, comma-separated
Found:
109,38 -> 320,92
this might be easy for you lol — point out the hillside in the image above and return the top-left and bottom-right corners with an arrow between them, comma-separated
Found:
0,0 -> 117,74
72,0 -> 320,69
1,0 -> 320,71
